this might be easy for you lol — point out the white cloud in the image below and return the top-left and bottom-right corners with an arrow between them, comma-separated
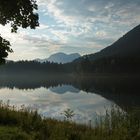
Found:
23,0 -> 140,59
1,0 -> 140,60
37,0 -> 140,44
38,24 -> 49,30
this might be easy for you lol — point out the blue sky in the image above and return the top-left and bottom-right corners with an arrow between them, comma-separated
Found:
0,0 -> 140,60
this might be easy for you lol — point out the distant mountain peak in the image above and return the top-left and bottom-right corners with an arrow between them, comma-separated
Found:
35,52 -> 81,64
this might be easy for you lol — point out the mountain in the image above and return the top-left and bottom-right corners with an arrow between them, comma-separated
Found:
50,85 -> 80,94
34,58 -> 46,63
75,24 -> 140,62
36,52 -> 81,64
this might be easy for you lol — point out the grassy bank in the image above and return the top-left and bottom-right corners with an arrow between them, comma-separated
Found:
0,102 -> 140,140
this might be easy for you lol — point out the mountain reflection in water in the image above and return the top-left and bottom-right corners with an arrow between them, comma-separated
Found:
0,74 -> 140,125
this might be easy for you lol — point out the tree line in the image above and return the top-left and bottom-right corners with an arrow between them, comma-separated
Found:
0,55 -> 140,75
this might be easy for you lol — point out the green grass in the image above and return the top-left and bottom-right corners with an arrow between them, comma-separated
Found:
0,126 -> 33,140
0,101 -> 140,140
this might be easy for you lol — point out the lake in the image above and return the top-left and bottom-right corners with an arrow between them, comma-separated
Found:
0,74 -> 140,125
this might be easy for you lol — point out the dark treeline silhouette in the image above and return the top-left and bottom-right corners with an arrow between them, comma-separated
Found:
76,56 -> 140,73
1,24 -> 140,74
0,74 -> 140,109
0,57 -> 140,75
0,73 -> 75,90
73,76 -> 140,108
73,24 -> 140,73
0,60 -> 75,75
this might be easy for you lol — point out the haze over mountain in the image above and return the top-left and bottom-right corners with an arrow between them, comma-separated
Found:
3,24 -> 140,74
75,24 -> 140,62
36,52 -> 81,64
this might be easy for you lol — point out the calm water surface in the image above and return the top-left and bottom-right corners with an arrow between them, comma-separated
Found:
0,75 -> 139,125
0,85 -> 113,125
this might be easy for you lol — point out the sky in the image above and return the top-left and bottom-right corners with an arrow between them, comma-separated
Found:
0,0 -> 140,61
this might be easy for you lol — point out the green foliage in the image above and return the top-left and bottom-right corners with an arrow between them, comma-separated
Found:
0,0 -> 39,32
0,102 -> 140,140
62,108 -> 75,120
0,126 -> 32,140
0,36 -> 13,64
0,0 -> 39,63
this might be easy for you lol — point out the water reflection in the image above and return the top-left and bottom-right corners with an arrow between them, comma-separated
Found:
0,86 -> 112,125
0,74 -> 140,124
50,85 -> 80,94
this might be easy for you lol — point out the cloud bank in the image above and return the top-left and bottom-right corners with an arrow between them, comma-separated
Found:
0,0 -> 140,60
